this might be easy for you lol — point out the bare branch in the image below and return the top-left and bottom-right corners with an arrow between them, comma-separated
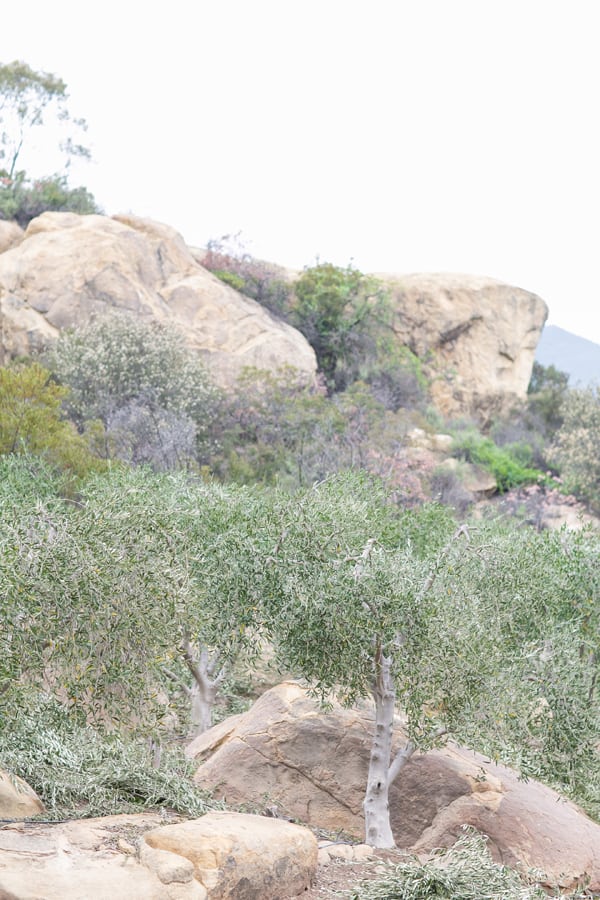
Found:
387,739 -> 416,786
162,666 -> 191,696
181,633 -> 205,688
419,524 -> 470,600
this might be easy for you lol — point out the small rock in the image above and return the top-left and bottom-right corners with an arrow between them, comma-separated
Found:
0,769 -> 45,818
139,842 -> 195,884
117,838 -> 136,855
317,848 -> 331,865
353,843 -> 376,861
326,843 -> 355,860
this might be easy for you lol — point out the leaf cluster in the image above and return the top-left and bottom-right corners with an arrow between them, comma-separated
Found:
452,431 -> 544,492
350,828 -> 554,899
0,693 -> 219,819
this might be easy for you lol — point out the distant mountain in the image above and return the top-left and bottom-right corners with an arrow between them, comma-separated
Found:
535,325 -> 600,386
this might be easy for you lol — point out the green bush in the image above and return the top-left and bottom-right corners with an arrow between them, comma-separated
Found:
452,432 -> 543,492
350,828 -> 555,899
550,386 -> 600,512
527,361 -> 569,436
0,362 -> 107,484
48,314 -> 222,470
0,172 -> 98,227
291,262 -> 391,391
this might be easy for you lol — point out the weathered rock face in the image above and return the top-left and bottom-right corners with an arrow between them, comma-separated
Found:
0,221 -> 24,255
143,812 -> 317,899
0,769 -> 45,818
0,212 -> 317,386
188,683 -> 600,892
0,813 -> 174,900
0,810 -> 316,899
380,273 -> 548,419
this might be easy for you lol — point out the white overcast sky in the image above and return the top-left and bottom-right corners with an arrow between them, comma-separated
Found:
2,1 -> 600,342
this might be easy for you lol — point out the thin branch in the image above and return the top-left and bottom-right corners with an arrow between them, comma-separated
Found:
387,739 -> 416,786
162,667 -> 191,697
181,633 -> 205,687
419,524 -> 470,601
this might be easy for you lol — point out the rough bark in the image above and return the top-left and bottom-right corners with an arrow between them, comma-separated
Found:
165,635 -> 226,737
363,642 -> 418,848
189,674 -> 218,736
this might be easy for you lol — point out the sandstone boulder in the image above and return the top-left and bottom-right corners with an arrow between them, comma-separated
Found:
380,273 -> 548,419
0,813 -> 176,899
0,769 -> 45,818
0,221 -> 24,255
143,812 -> 317,899
0,212 -> 317,385
188,682 -> 600,892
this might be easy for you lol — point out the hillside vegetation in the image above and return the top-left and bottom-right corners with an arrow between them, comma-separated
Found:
1,59 -> 599,898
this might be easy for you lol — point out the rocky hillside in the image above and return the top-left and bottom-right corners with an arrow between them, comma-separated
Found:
0,214 -> 548,418
0,213 -> 317,386
381,272 -> 548,419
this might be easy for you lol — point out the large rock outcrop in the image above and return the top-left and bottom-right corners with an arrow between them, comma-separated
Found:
380,273 -> 548,419
0,811 -> 317,899
188,682 -> 600,892
143,812 -> 317,899
0,212 -> 317,386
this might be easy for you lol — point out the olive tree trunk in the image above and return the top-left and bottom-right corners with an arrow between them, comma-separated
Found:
363,642 -> 416,849
181,636 -> 226,737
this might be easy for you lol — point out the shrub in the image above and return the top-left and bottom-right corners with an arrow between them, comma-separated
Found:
291,262 -> 391,391
47,314 -> 222,469
350,828 -> 549,899
550,386 -> 600,512
203,233 -> 293,319
452,432 -> 544,492
527,361 -> 570,436
0,361 -> 105,482
0,173 -> 98,227
363,348 -> 428,412
429,464 -> 474,515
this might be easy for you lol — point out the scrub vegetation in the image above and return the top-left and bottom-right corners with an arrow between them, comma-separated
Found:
1,59 -> 599,898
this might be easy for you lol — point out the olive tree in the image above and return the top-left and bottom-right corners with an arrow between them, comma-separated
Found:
262,473 -> 599,846
0,462 -> 267,736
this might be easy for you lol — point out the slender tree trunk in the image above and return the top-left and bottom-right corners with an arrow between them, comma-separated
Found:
189,675 -> 218,736
181,635 -> 225,738
364,646 -> 396,848
363,642 -> 417,849
361,528 -> 469,848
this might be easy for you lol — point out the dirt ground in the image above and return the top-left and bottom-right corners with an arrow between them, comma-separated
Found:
305,848 -> 409,898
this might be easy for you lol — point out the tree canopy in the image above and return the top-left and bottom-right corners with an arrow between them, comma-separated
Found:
0,59 -> 89,179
